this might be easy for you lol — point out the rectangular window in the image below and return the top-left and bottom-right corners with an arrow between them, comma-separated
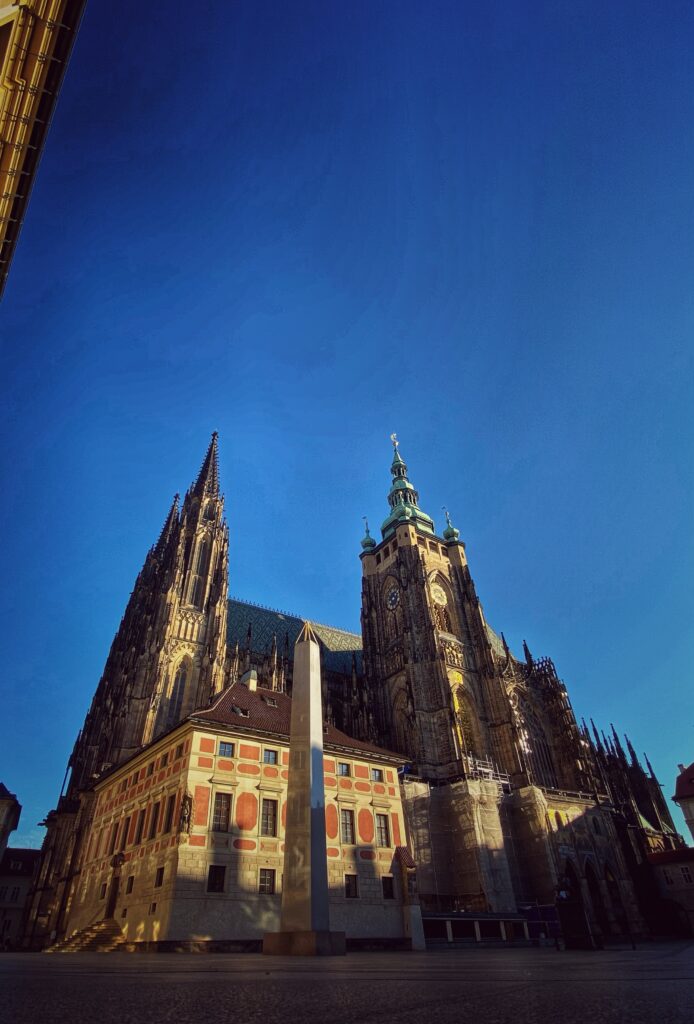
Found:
371,768 -> 384,782
219,741 -> 234,757
99,883 -> 107,900
175,743 -> 184,760
261,799 -> 278,837
382,876 -> 395,900
663,868 -> 674,885
9,887 -> 19,902
126,875 -> 134,895
258,868 -> 276,895
212,792 -> 232,832
682,866 -> 693,884
337,763 -> 350,777
375,813 -> 390,847
340,808 -> 355,845
345,874 -> 359,899
134,809 -> 146,846
154,866 -> 164,888
148,802 -> 160,840
107,822 -> 118,855
146,762 -> 154,777
149,902 -> 157,915
263,749 -> 278,765
207,865 -> 226,893
121,908 -> 127,919
162,794 -> 176,834
160,753 -> 168,768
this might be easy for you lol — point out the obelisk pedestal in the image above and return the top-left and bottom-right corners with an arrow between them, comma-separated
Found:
262,622 -> 346,955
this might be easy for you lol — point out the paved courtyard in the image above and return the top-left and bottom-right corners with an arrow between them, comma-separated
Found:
2,943 -> 693,1024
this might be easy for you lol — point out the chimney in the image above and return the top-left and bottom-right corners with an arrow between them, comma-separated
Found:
238,669 -> 258,692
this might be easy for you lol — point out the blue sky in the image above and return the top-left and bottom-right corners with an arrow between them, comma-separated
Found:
1,1 -> 692,845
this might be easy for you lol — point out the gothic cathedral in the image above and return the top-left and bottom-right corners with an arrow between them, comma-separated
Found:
25,435 -> 683,949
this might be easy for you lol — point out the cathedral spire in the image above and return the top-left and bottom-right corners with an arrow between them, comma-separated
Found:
381,434 -> 435,540
153,493 -> 180,556
190,432 -> 220,497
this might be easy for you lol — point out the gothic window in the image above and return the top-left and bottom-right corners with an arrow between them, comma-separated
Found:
168,661 -> 189,727
518,699 -> 558,789
434,604 -> 452,633
195,539 -> 211,575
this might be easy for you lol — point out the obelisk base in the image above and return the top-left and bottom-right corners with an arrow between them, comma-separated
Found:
262,930 -> 346,956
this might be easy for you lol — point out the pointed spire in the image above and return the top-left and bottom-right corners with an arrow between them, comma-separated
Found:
611,725 -> 627,762
523,640 -> 533,666
381,434 -> 435,539
191,432 -> 220,498
154,494 -> 179,555
644,752 -> 657,779
625,734 -> 640,767
591,719 -> 603,751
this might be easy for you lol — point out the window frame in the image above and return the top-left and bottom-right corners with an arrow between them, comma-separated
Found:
337,762 -> 350,777
207,864 -> 226,894
340,808 -> 355,845
263,748 -> 278,765
375,813 -> 390,848
258,868 -> 276,895
344,874 -> 359,899
261,798 -> 278,837
212,791 -> 232,833
219,740 -> 234,758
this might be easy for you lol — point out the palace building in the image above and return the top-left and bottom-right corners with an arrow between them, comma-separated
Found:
24,435 -> 684,950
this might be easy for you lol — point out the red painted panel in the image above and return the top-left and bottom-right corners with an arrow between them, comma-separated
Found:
282,751 -> 289,766
358,808 -> 374,844
327,847 -> 340,858
218,759 -> 234,772
325,803 -> 339,840
388,786 -> 396,796
324,758 -> 336,773
239,743 -> 260,761
360,850 -> 376,860
127,816 -> 138,844
189,835 -> 206,847
235,792 -> 258,831
200,737 -> 215,753
238,763 -> 260,776
354,764 -> 369,779
193,785 -> 210,826
338,778 -> 352,790
263,766 -> 279,779
282,802 -> 287,829
373,783 -> 386,795
233,839 -> 256,851
197,756 -> 214,769
324,777 -> 337,789
355,782 -> 370,793
391,813 -> 402,847
386,770 -> 394,783
281,770 -> 289,781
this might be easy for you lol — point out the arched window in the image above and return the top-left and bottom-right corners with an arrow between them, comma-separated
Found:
195,539 -> 210,575
518,698 -> 558,789
168,661 -> 189,727
555,811 -> 563,830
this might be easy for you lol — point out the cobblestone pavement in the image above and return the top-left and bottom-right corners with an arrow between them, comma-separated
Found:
2,943 -> 693,1024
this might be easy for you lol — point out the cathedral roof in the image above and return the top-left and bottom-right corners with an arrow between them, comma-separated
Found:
193,682 -> 404,762
227,598 -> 362,675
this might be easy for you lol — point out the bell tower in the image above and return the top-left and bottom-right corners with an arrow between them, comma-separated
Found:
360,436 -> 523,784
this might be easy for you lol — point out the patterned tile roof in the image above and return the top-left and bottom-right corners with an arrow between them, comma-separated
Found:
227,598 -> 363,675
193,681 -> 404,762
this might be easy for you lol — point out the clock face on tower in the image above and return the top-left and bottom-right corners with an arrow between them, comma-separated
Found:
431,583 -> 447,606
386,586 -> 400,611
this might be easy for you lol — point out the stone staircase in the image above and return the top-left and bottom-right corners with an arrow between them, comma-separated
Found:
45,919 -> 129,953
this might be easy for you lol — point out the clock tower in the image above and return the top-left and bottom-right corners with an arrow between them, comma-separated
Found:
360,437 -> 524,785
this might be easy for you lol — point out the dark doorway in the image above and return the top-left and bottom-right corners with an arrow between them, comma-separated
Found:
105,874 -> 120,919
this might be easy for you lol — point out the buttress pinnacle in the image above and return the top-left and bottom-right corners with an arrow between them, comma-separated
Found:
154,493 -> 180,556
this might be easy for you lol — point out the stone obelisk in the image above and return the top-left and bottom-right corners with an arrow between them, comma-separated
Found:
263,622 -> 346,955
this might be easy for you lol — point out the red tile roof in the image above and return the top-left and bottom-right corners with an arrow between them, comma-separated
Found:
192,682 -> 405,763
647,848 -> 694,866
674,761 -> 694,802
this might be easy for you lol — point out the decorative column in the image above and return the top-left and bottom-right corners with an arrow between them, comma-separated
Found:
263,622 -> 346,955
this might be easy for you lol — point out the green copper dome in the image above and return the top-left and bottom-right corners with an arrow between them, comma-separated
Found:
380,435 -> 435,539
442,507 -> 460,542
360,518 -> 376,550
